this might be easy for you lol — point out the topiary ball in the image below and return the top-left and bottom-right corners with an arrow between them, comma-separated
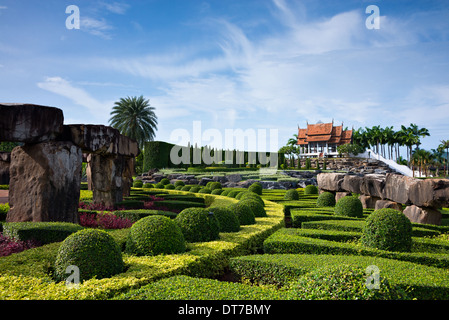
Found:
160,178 -> 170,185
239,199 -> 267,217
133,180 -> 143,188
209,182 -> 222,191
198,187 -> 212,194
248,182 -> 263,195
181,185 -> 192,191
174,180 -> 185,187
284,189 -> 300,200
175,208 -> 220,242
361,208 -> 412,252
230,202 -> 256,225
125,215 -> 186,256
165,184 -> 175,189
220,189 -> 231,196
154,182 -> 164,189
54,229 -> 124,282
240,191 -> 265,207
208,206 -> 240,232
235,191 -> 246,200
304,184 -> 318,195
227,190 -> 242,198
211,189 -> 224,195
189,186 -> 201,193
334,196 -> 364,218
316,192 -> 336,207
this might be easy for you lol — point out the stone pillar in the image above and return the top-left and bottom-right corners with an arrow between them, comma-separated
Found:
89,154 -> 125,208
7,141 -> 82,223
0,152 -> 10,185
122,157 -> 134,197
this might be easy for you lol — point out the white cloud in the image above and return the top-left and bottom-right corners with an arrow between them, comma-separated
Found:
100,2 -> 129,15
80,16 -> 113,39
37,77 -> 113,123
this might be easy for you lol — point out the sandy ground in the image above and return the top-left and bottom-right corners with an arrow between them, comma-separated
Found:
0,190 -> 8,204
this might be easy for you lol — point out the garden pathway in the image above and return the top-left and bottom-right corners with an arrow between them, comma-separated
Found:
0,190 -> 8,204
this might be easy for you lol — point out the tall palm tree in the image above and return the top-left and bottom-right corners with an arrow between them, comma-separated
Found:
439,140 -> 449,176
109,95 -> 158,149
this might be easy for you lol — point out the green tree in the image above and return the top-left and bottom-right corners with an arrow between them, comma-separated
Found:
439,140 -> 449,177
109,95 -> 158,149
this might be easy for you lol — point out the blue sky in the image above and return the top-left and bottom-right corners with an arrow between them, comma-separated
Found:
1,0 -> 449,152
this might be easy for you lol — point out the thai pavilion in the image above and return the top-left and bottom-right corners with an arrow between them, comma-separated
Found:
297,121 -> 353,157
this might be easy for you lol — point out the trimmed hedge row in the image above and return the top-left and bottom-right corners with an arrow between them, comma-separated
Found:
263,228 -> 449,269
2,222 -> 84,245
115,275 -> 288,300
230,253 -> 449,299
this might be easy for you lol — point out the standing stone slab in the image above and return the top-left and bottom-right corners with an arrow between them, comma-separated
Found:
383,173 -> 419,205
88,153 -> 125,208
0,103 -> 64,143
7,141 -> 82,223
317,173 -> 346,192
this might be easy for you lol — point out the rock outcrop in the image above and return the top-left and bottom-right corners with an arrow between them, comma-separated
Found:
317,172 -> 447,225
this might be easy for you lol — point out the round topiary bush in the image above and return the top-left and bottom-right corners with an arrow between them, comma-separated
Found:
208,206 -> 240,232
143,183 -> 154,188
230,202 -> 256,225
284,189 -> 300,200
304,184 -> 318,195
227,190 -> 242,198
361,208 -> 412,252
160,178 -> 170,185
181,185 -> 192,191
316,192 -> 336,207
125,215 -> 186,256
133,180 -> 143,188
211,189 -> 224,195
235,191 -> 246,200
248,182 -> 263,195
239,199 -> 267,217
240,191 -> 265,207
174,180 -> 185,187
154,182 -> 164,189
165,184 -> 175,189
334,196 -> 364,218
209,182 -> 222,191
54,229 -> 124,282
198,187 -> 212,194
220,189 -> 230,196
175,208 -> 220,242
189,186 -> 201,193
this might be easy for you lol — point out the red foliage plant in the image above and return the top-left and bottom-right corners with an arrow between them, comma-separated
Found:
0,233 -> 41,257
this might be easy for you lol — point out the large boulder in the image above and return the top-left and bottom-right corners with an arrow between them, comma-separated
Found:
383,173 -> 419,205
403,205 -> 442,225
0,103 -> 64,143
359,195 -> 380,209
359,174 -> 385,199
341,174 -> 363,194
7,141 -> 82,223
408,179 -> 449,208
374,200 -> 403,212
61,124 -> 139,157
317,173 -> 346,192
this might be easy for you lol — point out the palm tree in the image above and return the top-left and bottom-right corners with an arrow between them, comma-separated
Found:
439,140 -> 449,177
109,95 -> 158,149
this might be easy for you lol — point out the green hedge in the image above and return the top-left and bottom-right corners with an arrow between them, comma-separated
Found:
143,141 -> 177,170
230,253 -> 449,299
115,275 -> 289,300
2,222 -> 84,245
113,209 -> 177,222
263,228 -> 449,269
153,200 -> 206,211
